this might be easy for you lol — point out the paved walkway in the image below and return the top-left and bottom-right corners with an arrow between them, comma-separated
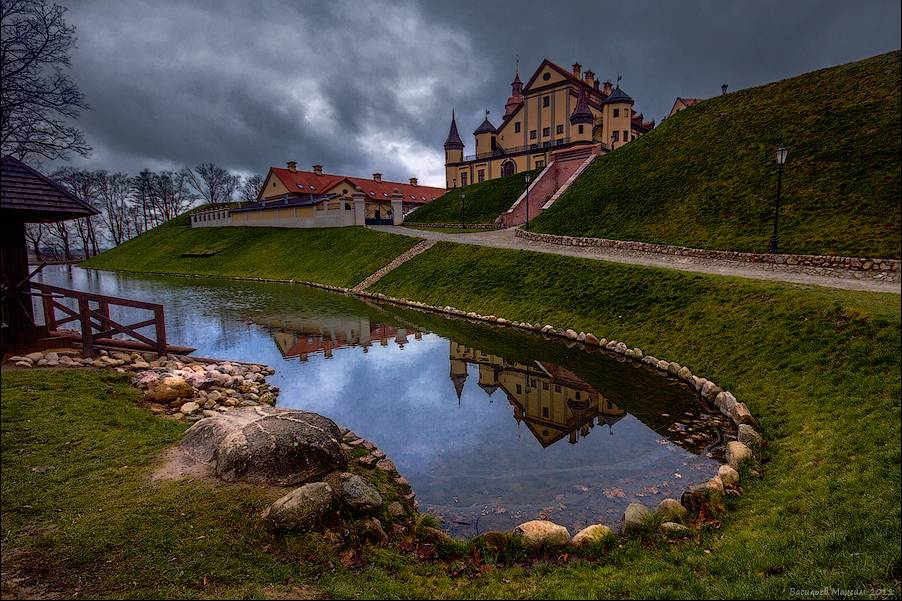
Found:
371,225 -> 900,294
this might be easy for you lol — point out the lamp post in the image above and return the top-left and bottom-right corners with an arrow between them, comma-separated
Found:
721,83 -> 728,95
770,143 -> 789,253
460,191 -> 466,228
524,172 -> 532,231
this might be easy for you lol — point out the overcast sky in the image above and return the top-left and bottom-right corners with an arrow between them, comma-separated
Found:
56,0 -> 900,186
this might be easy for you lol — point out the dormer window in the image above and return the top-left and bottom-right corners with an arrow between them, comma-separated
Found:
297,184 -> 305,189
369,192 -> 376,196
310,185 -> 316,190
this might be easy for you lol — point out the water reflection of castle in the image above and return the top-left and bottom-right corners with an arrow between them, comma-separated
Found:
259,315 -> 423,360
450,342 -> 626,447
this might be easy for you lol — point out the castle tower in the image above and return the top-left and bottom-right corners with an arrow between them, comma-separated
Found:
602,84 -> 635,150
504,61 -> 524,118
450,358 -> 469,403
443,110 -> 465,187
473,110 -> 497,161
569,85 -> 594,142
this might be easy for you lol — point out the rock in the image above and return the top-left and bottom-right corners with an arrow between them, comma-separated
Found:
693,377 -> 708,393
358,517 -> 388,543
667,362 -> 682,376
571,524 -> 613,545
726,441 -> 753,468
25,352 -> 44,362
681,479 -> 725,513
375,459 -> 396,473
181,406 -> 346,486
145,376 -> 195,402
420,526 -> 454,546
677,366 -> 693,382
700,380 -> 721,399
180,401 -> 200,414
661,521 -> 691,535
730,402 -> 757,426
714,391 -> 737,417
340,474 -> 383,512
655,498 -> 688,520
623,502 -> 652,531
387,501 -> 405,518
737,424 -> 763,446
262,482 -> 334,532
584,333 -> 599,345
718,464 -> 740,486
15,361 -> 32,367
512,520 -> 570,546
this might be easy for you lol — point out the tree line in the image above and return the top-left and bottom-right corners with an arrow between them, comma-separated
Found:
26,164 -> 263,261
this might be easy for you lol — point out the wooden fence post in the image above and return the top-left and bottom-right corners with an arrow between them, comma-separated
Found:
154,306 -> 167,356
78,295 -> 94,357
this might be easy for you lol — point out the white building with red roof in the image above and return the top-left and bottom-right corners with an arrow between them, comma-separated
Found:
191,162 -> 445,229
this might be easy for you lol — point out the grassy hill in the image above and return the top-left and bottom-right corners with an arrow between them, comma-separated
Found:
406,168 -> 540,225
82,210 -> 420,288
531,50 -> 901,258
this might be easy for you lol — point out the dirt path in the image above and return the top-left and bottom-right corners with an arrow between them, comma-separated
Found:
371,226 -> 900,294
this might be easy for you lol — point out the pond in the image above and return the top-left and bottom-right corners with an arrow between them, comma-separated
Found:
33,265 -> 730,537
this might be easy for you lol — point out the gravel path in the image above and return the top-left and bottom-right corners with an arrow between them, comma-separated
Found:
371,225 -> 900,294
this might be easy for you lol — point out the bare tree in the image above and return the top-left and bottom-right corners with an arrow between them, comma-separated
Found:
185,163 -> 239,205
96,172 -> 132,246
52,166 -> 101,258
1,0 -> 91,162
46,218 -> 72,260
150,169 -> 196,221
131,168 -> 154,230
239,174 -> 263,202
24,221 -> 46,260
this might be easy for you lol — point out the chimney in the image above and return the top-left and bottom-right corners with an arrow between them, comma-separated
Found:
571,62 -> 581,78
312,164 -> 323,175
409,177 -> 418,186
286,161 -> 297,172
584,69 -> 595,87
603,80 -> 613,95
372,172 -> 382,182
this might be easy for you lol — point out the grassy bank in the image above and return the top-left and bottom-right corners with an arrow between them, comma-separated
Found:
4,239 -> 899,598
370,241 -> 901,597
531,51 -> 902,258
82,216 -> 420,288
405,168 -> 541,225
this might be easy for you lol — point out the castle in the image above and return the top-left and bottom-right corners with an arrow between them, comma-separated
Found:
444,59 -> 655,188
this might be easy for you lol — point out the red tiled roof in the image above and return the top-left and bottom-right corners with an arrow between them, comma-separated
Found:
270,167 -> 445,204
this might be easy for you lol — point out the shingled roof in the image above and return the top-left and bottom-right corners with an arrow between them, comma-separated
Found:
1,155 -> 98,223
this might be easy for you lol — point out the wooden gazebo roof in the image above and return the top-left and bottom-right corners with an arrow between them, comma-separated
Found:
0,155 -> 98,223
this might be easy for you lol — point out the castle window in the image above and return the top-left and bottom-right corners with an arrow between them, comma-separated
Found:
461,172 -> 468,186
530,143 -> 538,149
576,391 -> 581,400
514,122 -> 521,133
272,181 -> 276,187
613,108 -> 620,117
542,407 -> 549,418
542,127 -> 550,137
529,130 -> 537,139
543,96 -> 550,107
543,141 -> 551,147
556,124 -> 564,134
555,384 -> 561,392
623,130 -> 629,140
612,131 -> 620,142
477,170 -> 485,182
543,72 -> 551,81
535,160 -> 545,169
578,124 -> 584,134
556,138 -> 565,145
516,384 -> 522,394
543,382 -> 549,390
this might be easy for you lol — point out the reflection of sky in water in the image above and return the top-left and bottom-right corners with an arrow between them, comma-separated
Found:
34,266 -> 722,535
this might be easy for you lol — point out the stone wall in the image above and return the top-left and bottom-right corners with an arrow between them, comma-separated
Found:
515,229 -> 900,279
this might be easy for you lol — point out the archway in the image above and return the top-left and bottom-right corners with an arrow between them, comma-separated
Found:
501,160 -> 516,177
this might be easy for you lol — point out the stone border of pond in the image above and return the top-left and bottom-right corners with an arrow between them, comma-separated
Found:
40,268 -> 764,546
285,277 -> 765,543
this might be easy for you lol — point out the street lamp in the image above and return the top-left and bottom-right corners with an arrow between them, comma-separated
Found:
769,143 -> 789,253
460,191 -> 466,228
524,172 -> 532,231
721,83 -> 728,95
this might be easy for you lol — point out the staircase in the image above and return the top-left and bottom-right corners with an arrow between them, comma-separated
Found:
352,239 -> 437,292
500,144 -> 603,228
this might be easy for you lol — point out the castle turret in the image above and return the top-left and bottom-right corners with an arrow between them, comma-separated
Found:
473,111 -> 497,159
444,110 -> 464,161
504,62 -> 524,118
569,86 -> 594,141
602,85 -> 635,150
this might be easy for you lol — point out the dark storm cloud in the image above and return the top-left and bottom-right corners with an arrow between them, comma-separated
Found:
58,0 -> 900,185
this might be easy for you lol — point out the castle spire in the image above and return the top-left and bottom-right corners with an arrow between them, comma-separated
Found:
570,85 -> 593,125
443,110 -> 464,149
505,58 -> 525,118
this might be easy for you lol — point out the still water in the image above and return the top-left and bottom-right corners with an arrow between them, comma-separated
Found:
34,265 -> 729,536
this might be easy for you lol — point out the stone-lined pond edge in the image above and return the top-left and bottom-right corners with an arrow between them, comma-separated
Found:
56,266 -> 765,544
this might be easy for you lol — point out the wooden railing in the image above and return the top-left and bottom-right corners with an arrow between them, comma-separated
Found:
31,282 -> 167,357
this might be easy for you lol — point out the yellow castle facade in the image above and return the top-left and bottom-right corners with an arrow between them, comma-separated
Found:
444,59 -> 655,188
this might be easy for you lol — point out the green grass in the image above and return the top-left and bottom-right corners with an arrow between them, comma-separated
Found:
81,215 -> 421,288
531,50 -> 902,258
405,168 -> 541,225
369,241 -> 901,597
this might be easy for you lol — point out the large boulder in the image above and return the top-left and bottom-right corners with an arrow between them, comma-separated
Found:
263,482 -> 334,531
726,441 -> 753,468
181,406 -> 346,486
339,474 -> 383,512
512,520 -> 570,546
622,502 -> 652,532
655,498 -> 688,521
